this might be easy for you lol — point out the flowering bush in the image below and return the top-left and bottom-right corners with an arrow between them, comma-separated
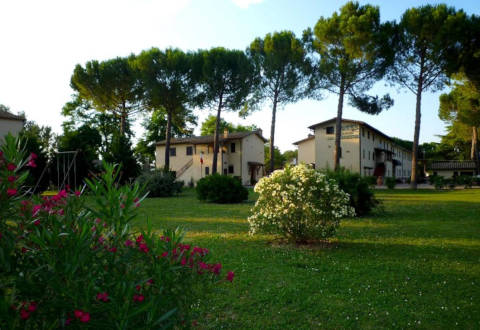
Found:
248,164 -> 354,242
0,134 -> 233,328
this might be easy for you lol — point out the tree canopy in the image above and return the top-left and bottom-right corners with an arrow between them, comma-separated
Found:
388,4 -> 466,187
249,30 -> 308,173
194,47 -> 258,174
307,1 -> 394,170
200,115 -> 257,136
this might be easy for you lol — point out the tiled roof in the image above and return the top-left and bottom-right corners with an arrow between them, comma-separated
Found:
293,135 -> 315,145
308,117 -> 410,153
156,130 -> 267,145
0,109 -> 25,121
428,160 -> 477,171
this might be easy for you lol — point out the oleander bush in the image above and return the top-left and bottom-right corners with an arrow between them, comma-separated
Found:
385,177 -> 396,189
323,168 -> 379,216
136,170 -> 183,197
0,134 -> 233,329
248,165 -> 354,243
196,174 -> 248,204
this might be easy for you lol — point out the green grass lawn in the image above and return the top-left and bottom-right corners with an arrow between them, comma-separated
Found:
135,188 -> 480,329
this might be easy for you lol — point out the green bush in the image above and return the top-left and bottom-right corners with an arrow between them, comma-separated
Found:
196,174 -> 248,203
248,165 -> 354,242
385,177 -> 396,189
433,176 -> 445,190
322,168 -> 379,216
136,170 -> 183,197
0,137 -> 234,328
455,175 -> 473,188
364,175 -> 377,187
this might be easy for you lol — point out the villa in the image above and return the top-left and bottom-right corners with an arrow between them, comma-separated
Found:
156,130 -> 266,185
294,118 -> 413,180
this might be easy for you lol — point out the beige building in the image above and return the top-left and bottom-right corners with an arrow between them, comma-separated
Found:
426,160 -> 477,178
0,108 -> 25,140
294,118 -> 412,180
156,130 -> 266,185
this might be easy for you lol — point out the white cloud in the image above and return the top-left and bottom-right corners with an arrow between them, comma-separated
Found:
231,0 -> 264,9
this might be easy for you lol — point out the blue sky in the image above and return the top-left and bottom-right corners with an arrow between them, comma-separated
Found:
1,0 -> 479,151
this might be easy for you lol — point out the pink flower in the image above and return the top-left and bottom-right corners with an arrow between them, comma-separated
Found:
57,190 -> 67,198
74,310 -> 90,323
136,235 -> 144,243
74,190 -> 81,196
109,247 -> 117,253
139,243 -> 149,253
7,188 -> 17,197
27,159 -> 36,168
212,263 -> 222,275
30,152 -> 38,160
58,209 -> 64,216
134,197 -> 139,203
147,278 -> 154,285
32,205 -> 42,216
28,302 -> 37,312
135,285 -> 141,291
125,239 -> 133,247
181,257 -> 187,265
33,220 -> 40,226
226,271 -> 235,282
8,175 -> 16,182
120,203 -> 125,209
20,309 -> 30,320
135,202 -> 140,208
7,163 -> 16,171
98,236 -> 105,244
133,294 -> 145,302
95,218 -> 101,224
161,251 -> 168,258
96,292 -> 109,302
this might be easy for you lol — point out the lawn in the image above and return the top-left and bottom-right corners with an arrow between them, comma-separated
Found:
135,188 -> 480,329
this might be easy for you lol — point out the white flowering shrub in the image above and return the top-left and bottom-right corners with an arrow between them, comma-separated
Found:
248,164 -> 355,242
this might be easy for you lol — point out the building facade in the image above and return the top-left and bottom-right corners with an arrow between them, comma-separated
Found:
0,109 -> 25,141
294,118 -> 412,180
156,130 -> 266,185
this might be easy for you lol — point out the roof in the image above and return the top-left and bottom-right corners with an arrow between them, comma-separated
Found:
156,130 -> 267,146
428,160 -> 477,171
0,109 -> 25,122
293,135 -> 315,145
308,117 -> 411,153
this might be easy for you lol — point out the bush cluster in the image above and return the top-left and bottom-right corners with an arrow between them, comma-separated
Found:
385,177 -> 396,189
248,165 -> 354,242
136,170 -> 183,197
196,174 -> 248,204
0,134 -> 233,328
322,168 -> 379,216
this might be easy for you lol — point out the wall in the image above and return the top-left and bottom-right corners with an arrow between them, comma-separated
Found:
314,122 -> 360,173
241,134 -> 265,185
0,119 -> 24,141
297,138 -> 315,165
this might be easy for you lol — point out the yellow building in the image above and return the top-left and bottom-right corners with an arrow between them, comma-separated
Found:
156,130 -> 266,185
295,118 -> 412,179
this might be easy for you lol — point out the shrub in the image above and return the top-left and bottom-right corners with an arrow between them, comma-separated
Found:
433,176 -> 445,190
364,175 -> 377,187
196,174 -> 248,203
248,165 -> 354,242
385,177 -> 396,189
455,175 -> 473,188
136,170 -> 183,197
323,168 -> 379,216
0,135 -> 233,328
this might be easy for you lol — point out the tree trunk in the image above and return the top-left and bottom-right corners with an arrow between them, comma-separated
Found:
410,62 -> 424,189
164,110 -> 173,172
269,95 -> 278,174
472,126 -> 479,175
120,110 -> 127,136
334,77 -> 345,171
212,96 -> 223,174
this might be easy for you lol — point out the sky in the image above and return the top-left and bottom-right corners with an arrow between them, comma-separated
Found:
1,0 -> 479,152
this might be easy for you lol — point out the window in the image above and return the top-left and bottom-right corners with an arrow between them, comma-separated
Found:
228,165 -> 234,174
338,147 -> 342,158
230,143 -> 236,153
362,128 -> 365,137
205,167 -> 209,175
223,168 -> 228,175
367,131 -> 370,139
186,146 -> 193,156
169,148 -> 176,156
373,134 -> 375,142
363,149 -> 365,159
326,126 -> 334,135
368,151 -> 370,160
373,153 -> 375,160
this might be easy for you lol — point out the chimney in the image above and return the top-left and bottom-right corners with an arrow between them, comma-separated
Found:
223,128 -> 228,138
257,128 -> 262,136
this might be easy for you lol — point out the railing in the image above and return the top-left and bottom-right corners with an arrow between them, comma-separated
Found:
176,159 -> 193,179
